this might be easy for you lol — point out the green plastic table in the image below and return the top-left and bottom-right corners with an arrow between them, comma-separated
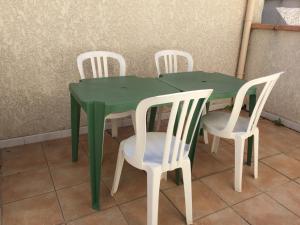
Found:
69,76 -> 180,210
158,71 -> 257,168
69,72 -> 256,210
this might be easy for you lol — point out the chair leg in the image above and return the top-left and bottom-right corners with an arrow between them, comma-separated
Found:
202,108 -> 209,145
111,119 -> 118,138
131,112 -> 136,134
203,129 -> 209,144
182,160 -> 193,225
253,128 -> 259,179
211,136 -> 220,153
111,149 -> 125,195
147,169 -> 161,225
234,136 -> 245,192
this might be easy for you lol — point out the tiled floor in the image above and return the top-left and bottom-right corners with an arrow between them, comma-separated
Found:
1,118 -> 300,225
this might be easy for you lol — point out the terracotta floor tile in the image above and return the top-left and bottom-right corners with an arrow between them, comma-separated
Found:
1,168 -> 54,203
57,182 -> 116,221
79,133 -> 88,142
115,126 -> 135,142
221,135 -> 280,161
157,118 -> 169,132
194,208 -> 248,225
222,138 -> 235,146
80,132 -> 119,156
256,140 -> 281,159
43,139 -> 87,168
1,143 -> 42,160
233,194 -> 300,225
267,181 -> 300,216
244,163 -> 289,191
104,169 -> 147,204
159,171 -> 178,190
262,154 -> 300,179
2,192 -> 63,225
286,149 -> 300,162
50,160 -> 89,190
1,143 -> 47,176
201,169 -> 261,205
259,128 -> 300,154
240,139 -> 280,163
120,194 -> 185,225
43,137 -> 71,146
101,152 -> 137,179
163,180 -> 226,220
67,207 -> 128,225
210,141 -> 235,168
192,145 -> 227,178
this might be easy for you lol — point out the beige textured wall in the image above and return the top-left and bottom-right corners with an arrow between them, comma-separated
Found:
0,0 -> 247,139
245,29 -> 300,124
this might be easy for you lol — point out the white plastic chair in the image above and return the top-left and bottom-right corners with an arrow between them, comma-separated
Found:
154,50 -> 193,76
202,72 -> 283,192
154,50 -> 209,144
77,51 -> 135,137
111,89 -> 213,225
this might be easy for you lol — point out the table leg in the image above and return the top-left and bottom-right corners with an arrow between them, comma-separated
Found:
189,121 -> 201,168
247,94 -> 256,165
71,95 -> 81,162
175,100 -> 203,185
148,107 -> 157,132
87,102 -> 105,210
199,102 -> 210,136
174,105 -> 183,185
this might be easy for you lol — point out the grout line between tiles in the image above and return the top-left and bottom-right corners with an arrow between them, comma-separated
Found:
229,192 -> 264,208
63,205 -> 116,224
54,180 -> 90,192
258,151 -> 282,160
1,190 -> 55,206
197,179 -> 231,208
160,190 -> 187,221
41,143 -> 67,223
115,194 -> 147,207
230,204 -> 253,225
117,205 -> 131,225
264,185 -> 300,219
259,160 -> 296,181
192,166 -> 234,180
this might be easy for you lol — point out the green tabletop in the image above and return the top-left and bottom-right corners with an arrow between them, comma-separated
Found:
70,76 -> 179,114
159,71 -> 256,99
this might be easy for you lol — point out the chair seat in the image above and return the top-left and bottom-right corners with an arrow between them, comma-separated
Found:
203,111 -> 250,135
122,132 -> 190,166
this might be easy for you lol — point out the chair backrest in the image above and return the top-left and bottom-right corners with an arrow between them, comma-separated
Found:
223,72 -> 283,134
132,89 -> 213,170
77,51 -> 126,79
155,50 -> 193,76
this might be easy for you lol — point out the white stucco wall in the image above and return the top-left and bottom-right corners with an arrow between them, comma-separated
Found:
0,0 -> 247,140
245,29 -> 300,127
